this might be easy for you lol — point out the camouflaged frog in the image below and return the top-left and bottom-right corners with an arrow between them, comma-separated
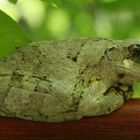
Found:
0,38 -> 140,122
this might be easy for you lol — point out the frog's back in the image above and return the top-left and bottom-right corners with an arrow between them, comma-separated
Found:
0,38 -> 112,122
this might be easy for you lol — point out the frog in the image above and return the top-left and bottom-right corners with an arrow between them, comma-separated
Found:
0,38 -> 140,122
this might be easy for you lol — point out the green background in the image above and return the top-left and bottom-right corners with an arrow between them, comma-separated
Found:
0,0 -> 140,97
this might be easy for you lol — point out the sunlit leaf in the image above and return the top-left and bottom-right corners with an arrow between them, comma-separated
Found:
41,0 -> 94,6
42,0 -> 62,7
8,0 -> 18,4
0,10 -> 31,58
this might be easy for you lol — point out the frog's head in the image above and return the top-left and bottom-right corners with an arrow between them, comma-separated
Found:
106,41 -> 140,85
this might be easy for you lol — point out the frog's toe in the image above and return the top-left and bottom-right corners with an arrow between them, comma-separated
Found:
78,84 -> 132,117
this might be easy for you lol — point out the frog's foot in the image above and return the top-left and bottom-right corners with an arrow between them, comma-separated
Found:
78,83 -> 133,117
111,83 -> 133,101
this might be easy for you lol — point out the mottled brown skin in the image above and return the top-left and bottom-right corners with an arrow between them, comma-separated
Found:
0,38 -> 140,122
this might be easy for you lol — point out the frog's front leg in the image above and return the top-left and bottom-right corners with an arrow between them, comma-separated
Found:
78,82 -> 133,117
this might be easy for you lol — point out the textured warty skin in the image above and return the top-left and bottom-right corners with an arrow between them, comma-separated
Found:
0,38 -> 140,122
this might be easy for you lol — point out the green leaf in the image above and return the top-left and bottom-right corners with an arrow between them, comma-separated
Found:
42,0 -> 62,7
8,0 -> 18,4
0,10 -> 31,58
42,0 -> 94,6
67,0 -> 94,5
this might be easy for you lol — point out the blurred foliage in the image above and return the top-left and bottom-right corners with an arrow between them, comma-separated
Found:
0,0 -> 140,97
8,0 -> 17,4
3,0 -> 140,41
0,10 -> 31,58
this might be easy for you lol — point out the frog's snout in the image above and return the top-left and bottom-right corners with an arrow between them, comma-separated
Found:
128,44 -> 140,63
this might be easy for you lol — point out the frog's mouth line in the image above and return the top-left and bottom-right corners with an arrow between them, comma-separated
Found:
116,60 -> 140,75
103,82 -> 133,101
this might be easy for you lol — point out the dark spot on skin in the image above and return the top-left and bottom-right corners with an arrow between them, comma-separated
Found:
79,69 -> 84,74
15,46 -> 20,49
81,43 -> 85,47
128,85 -> 133,92
99,56 -> 105,63
88,79 -> 92,84
96,98 -> 99,101
96,76 -> 101,80
118,73 -> 125,79
1,57 -> 7,62
43,76 -> 47,79
114,86 -> 122,93
34,86 -> 38,92
108,107 -> 111,112
72,56 -> 77,62
103,87 -> 112,96
22,54 -> 25,62
67,53 -> 71,59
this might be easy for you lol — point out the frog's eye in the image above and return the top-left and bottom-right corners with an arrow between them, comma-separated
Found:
128,44 -> 140,63
105,47 -> 124,61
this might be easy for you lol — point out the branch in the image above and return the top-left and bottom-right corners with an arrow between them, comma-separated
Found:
0,99 -> 139,140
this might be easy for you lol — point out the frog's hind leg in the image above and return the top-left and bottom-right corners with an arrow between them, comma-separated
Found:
78,84 -> 133,117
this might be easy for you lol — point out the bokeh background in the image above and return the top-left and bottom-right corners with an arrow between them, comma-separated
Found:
0,0 -> 140,97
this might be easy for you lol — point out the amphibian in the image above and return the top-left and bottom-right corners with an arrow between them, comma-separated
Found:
0,38 -> 140,122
